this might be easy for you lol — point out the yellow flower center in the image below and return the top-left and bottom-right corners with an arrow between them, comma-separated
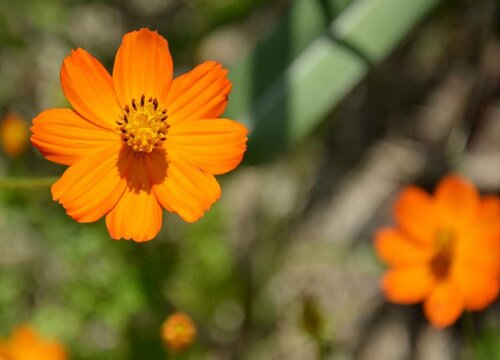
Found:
117,95 -> 169,153
430,228 -> 455,279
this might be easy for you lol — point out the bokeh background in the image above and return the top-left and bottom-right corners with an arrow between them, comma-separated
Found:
1,0 -> 500,358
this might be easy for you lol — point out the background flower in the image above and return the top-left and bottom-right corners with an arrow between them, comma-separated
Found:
161,312 -> 196,352
0,326 -> 67,360
376,175 -> 500,328
0,113 -> 29,158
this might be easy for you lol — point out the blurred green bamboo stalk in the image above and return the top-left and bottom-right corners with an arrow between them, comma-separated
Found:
226,0 -> 441,162
225,0 -> 354,117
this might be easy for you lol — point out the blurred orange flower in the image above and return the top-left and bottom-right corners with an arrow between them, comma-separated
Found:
31,28 -> 247,242
0,326 -> 67,360
0,113 -> 29,158
375,175 -> 500,328
161,312 -> 196,352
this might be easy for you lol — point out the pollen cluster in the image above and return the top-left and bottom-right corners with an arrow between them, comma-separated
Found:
117,95 -> 169,153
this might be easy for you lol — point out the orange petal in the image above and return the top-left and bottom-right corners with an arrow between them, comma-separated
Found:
382,266 -> 435,304
144,150 -> 221,223
374,228 -> 433,267
434,174 -> 479,230
60,48 -> 121,130
456,233 -> 500,275
52,143 -> 129,223
31,109 -> 120,165
394,186 -> 436,244
424,281 -> 464,328
113,28 -> 173,108
166,118 -> 247,175
476,197 -> 500,236
458,197 -> 500,274
452,267 -> 500,311
166,61 -> 231,126
105,155 -> 162,242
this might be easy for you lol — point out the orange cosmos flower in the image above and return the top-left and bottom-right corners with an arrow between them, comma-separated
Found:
0,113 -> 29,158
0,326 -> 67,360
375,174 -> 500,328
31,28 -> 248,242
161,312 -> 196,352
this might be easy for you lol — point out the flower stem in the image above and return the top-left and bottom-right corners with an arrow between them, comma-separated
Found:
463,312 -> 484,360
0,177 -> 56,189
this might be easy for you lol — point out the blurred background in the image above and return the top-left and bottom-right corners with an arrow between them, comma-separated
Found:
1,0 -> 500,358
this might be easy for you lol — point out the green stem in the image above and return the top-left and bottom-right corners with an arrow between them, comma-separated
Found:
0,177 -> 57,189
463,312 -> 481,360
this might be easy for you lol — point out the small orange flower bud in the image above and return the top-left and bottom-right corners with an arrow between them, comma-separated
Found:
161,312 -> 196,352
0,113 -> 29,158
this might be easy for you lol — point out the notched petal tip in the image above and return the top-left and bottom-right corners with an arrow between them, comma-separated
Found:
134,27 -> 159,35
50,144 -> 127,223
166,61 -> 232,124
104,155 -> 163,242
30,108 -> 120,166
113,27 -> 173,108
109,231 -> 157,243
145,151 -> 221,223
167,118 -> 248,175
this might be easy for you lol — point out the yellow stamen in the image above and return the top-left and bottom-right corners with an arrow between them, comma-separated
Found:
117,95 -> 169,153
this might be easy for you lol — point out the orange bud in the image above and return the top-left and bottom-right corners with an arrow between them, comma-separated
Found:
0,113 -> 29,158
161,312 -> 196,352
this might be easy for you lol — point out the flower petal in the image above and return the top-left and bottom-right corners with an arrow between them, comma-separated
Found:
105,154 -> 162,242
452,267 -> 499,311
394,186 -> 436,244
456,233 -> 500,275
3,326 -> 67,360
475,197 -> 500,239
375,228 -> 433,267
60,48 -> 121,130
167,118 -> 247,175
113,28 -> 173,107
435,174 -> 479,230
31,109 -> 120,165
382,266 -> 435,304
144,150 -> 221,223
424,281 -> 464,328
52,143 -> 129,223
454,197 -> 500,275
166,61 -> 232,125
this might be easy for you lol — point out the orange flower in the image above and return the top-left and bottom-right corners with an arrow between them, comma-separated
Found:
161,312 -> 196,352
31,28 -> 248,242
0,326 -> 67,360
0,113 -> 29,158
375,175 -> 500,328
